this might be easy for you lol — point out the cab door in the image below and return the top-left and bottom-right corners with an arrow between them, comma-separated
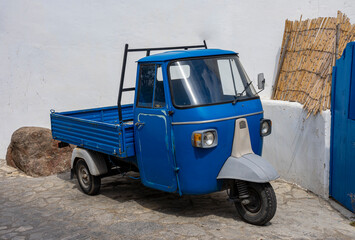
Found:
134,63 -> 177,192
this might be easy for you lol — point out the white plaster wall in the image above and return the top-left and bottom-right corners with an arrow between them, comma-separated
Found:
262,100 -> 331,198
0,0 -> 353,159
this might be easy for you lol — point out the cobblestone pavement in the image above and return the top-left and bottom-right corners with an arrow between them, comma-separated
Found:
0,159 -> 354,240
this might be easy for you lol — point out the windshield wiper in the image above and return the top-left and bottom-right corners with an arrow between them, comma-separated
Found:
232,81 -> 253,105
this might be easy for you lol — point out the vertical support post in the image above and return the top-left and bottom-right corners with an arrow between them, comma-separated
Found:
272,34 -> 290,99
117,44 -> 129,123
203,40 -> 208,49
335,24 -> 340,63
329,66 -> 337,195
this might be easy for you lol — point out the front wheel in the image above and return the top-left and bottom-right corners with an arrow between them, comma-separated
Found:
234,182 -> 277,225
75,159 -> 101,195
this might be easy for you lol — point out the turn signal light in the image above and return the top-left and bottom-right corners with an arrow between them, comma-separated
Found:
193,133 -> 202,147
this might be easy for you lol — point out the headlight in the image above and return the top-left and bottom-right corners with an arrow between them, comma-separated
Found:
260,119 -> 272,137
204,132 -> 215,146
191,129 -> 218,148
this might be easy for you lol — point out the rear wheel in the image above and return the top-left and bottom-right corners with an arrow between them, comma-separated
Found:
234,182 -> 277,225
75,159 -> 101,195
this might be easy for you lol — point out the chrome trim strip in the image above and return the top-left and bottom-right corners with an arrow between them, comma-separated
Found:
171,111 -> 264,125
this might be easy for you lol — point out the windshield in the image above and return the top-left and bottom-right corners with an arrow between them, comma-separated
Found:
168,55 -> 257,108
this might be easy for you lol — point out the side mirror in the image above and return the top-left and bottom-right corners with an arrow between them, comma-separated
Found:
257,73 -> 265,91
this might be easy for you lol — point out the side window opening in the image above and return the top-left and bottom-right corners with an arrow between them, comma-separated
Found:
138,64 -> 155,108
137,64 -> 165,108
153,66 -> 165,108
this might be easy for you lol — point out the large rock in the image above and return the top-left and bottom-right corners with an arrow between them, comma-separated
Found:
6,127 -> 73,177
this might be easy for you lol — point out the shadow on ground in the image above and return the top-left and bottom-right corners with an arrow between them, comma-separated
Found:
57,171 -> 243,223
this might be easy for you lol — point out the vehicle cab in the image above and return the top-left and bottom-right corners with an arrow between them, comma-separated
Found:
133,49 -> 276,196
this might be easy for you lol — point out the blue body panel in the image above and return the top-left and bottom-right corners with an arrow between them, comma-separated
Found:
171,100 -> 263,195
134,108 -> 178,192
330,42 -> 355,213
51,105 -> 135,159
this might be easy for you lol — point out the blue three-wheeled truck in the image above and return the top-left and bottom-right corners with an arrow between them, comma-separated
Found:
51,42 -> 279,225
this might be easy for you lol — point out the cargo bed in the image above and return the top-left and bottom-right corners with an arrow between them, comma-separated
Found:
50,104 -> 135,158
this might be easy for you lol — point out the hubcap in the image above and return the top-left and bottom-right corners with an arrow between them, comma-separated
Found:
243,188 -> 262,213
78,165 -> 90,188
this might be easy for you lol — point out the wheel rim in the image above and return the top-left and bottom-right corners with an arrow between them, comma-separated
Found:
78,164 -> 90,188
243,188 -> 262,213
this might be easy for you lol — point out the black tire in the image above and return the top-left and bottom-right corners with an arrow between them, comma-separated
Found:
75,159 -> 101,195
235,182 -> 277,226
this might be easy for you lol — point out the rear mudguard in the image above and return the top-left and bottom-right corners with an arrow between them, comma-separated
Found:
71,148 -> 108,176
217,153 -> 279,183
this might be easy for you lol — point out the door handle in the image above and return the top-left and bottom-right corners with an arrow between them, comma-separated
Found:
135,121 -> 145,129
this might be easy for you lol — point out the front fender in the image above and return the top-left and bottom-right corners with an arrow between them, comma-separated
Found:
217,153 -> 279,183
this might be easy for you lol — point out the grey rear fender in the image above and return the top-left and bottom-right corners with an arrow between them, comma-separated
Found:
217,154 -> 279,183
71,148 -> 108,176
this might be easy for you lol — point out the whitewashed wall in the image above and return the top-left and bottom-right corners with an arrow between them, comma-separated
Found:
0,0 -> 354,168
262,100 -> 331,198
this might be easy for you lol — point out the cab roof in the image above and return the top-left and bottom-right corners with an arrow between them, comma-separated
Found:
138,49 -> 237,63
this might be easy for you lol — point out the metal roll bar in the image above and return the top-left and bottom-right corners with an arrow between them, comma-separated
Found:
117,41 -> 208,123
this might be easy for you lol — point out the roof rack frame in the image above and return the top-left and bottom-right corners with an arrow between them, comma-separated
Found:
117,40 -> 208,123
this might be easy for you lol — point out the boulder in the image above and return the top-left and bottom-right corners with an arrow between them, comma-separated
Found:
6,127 -> 73,177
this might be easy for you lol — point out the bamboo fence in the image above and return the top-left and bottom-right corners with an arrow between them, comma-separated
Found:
272,11 -> 355,117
